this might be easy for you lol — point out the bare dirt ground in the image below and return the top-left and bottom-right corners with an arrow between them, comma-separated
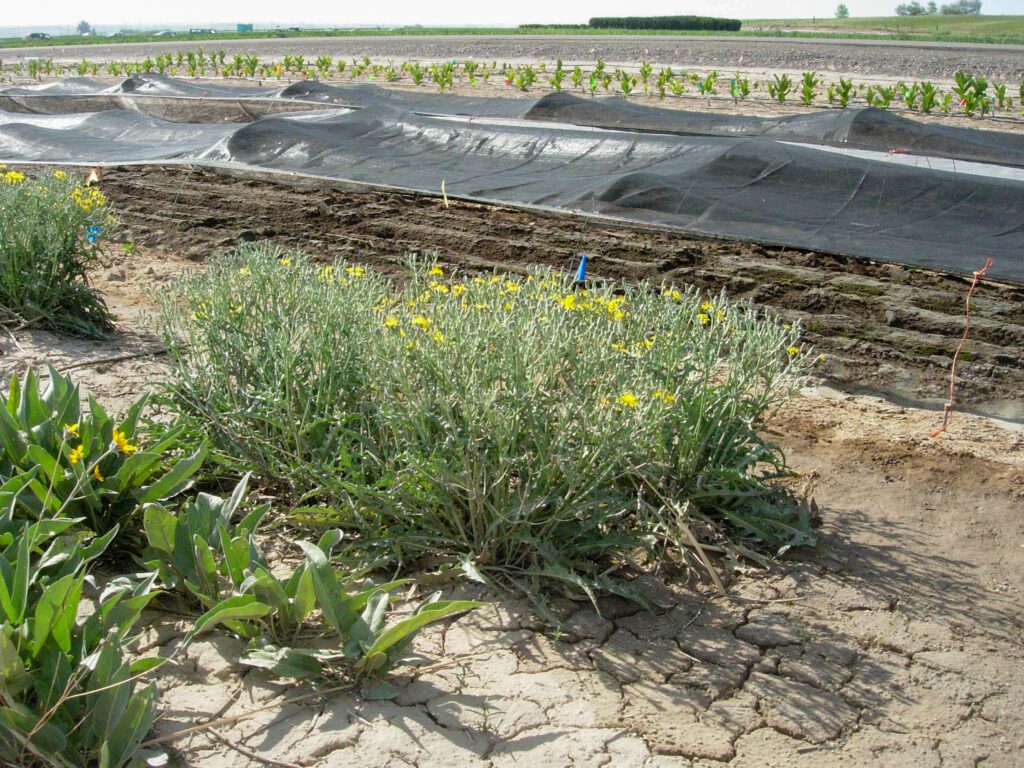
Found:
1,237 -> 1021,767
4,35 -> 1024,81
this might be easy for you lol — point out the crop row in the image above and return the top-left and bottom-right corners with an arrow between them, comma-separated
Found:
3,51 -> 1022,118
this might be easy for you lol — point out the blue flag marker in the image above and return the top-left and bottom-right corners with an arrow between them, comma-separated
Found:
574,253 -> 589,283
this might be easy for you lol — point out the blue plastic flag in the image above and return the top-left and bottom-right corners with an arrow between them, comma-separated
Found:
574,253 -> 589,282
85,225 -> 102,244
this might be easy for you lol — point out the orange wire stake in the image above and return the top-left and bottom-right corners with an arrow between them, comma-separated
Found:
929,257 -> 993,439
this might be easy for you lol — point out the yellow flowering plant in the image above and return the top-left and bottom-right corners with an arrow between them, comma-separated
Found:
0,366 -> 206,535
0,169 -> 116,337
159,244 -> 815,608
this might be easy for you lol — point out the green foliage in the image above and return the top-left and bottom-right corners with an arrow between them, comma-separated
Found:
639,61 -> 653,91
0,170 -> 114,338
549,61 -> 565,91
901,82 -> 920,110
800,71 -> 820,105
835,77 -> 855,107
156,244 -> 815,603
431,61 -> 455,91
920,81 -> 939,112
406,61 -> 425,85
513,64 -> 537,91
617,70 -> 636,94
143,476 -> 482,679
0,366 -> 206,536
767,73 -> 792,102
571,65 -> 584,89
730,75 -> 750,100
0,494 -> 159,767
698,71 -> 718,97
588,16 -> 742,31
866,84 -> 895,108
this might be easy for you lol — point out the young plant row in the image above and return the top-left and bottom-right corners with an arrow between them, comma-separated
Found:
4,52 -> 1022,118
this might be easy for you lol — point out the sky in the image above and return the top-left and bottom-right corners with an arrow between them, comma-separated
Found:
3,0 -> 1022,30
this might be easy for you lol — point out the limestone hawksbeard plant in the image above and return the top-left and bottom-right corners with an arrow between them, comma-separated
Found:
157,243 -> 817,608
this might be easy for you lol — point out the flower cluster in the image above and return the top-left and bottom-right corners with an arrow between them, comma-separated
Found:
71,186 -> 107,213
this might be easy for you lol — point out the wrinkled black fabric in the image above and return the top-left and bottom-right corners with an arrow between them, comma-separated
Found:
524,92 -> 1024,169
1,77 -> 1022,282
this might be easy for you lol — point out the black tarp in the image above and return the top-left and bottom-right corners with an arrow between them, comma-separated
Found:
4,74 -> 1024,168
2,77 -> 1022,282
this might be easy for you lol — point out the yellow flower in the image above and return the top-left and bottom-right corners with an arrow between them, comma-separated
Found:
503,281 -> 521,293
238,267 -> 252,276
68,445 -> 85,465
452,284 -> 467,296
70,186 -> 106,211
637,337 -> 655,351
697,313 -> 710,326
318,265 -> 336,283
429,281 -> 449,294
345,265 -> 366,278
817,353 -> 827,362
280,258 -> 292,267
786,346 -> 801,356
428,266 -> 445,276
663,288 -> 682,302
54,170 -> 67,180
616,392 -> 639,409
2,170 -> 26,184
64,422 -> 80,437
652,389 -> 676,404
558,295 -> 577,311
383,316 -> 399,328
700,301 -> 715,312
412,316 -> 431,330
610,310 -> 625,321
610,341 -> 628,354
112,429 -> 139,455
92,465 -> 104,482
432,330 -> 445,343
715,309 -> 727,322
599,396 -> 610,407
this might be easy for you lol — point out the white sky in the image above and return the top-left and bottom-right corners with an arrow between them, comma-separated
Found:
4,0 -> 1022,29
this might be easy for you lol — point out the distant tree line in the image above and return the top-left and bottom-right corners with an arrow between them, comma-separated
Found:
588,16 -> 743,31
895,0 -> 981,14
